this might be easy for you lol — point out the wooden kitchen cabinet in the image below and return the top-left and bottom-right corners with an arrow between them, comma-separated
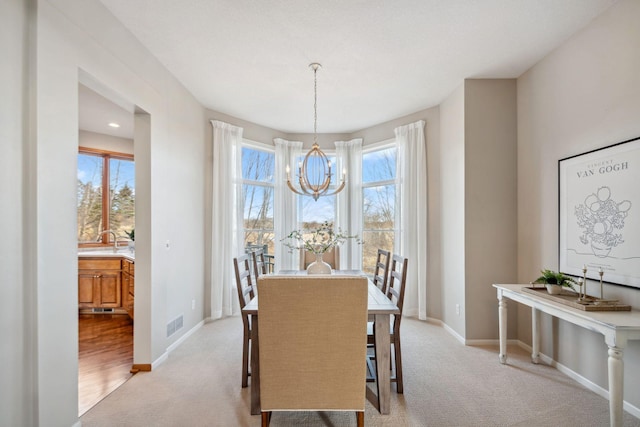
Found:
78,258 -> 122,309
122,258 -> 135,319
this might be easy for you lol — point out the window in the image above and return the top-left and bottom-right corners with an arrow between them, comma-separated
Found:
77,148 -> 135,246
297,152 -> 337,231
241,142 -> 275,257
362,144 -> 397,275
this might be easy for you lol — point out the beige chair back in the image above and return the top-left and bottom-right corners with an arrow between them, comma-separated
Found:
257,275 -> 368,412
299,246 -> 340,270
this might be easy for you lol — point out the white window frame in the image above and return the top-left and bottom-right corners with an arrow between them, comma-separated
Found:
361,139 -> 399,268
240,139 -> 275,256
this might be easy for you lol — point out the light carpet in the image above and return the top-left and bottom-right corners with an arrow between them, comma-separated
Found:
81,316 -> 640,426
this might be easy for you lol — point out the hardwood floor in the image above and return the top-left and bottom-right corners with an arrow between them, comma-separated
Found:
78,314 -> 134,416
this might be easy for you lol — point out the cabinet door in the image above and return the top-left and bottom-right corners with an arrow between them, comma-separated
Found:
128,275 -> 135,319
98,271 -> 121,307
78,272 -> 97,308
121,272 -> 130,312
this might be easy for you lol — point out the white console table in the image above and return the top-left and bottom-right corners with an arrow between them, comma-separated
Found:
494,284 -> 640,427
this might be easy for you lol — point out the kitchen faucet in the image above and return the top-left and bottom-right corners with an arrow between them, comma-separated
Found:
97,230 -> 119,252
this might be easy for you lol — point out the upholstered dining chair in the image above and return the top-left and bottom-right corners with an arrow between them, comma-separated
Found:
299,246 -> 340,270
257,275 -> 368,427
367,254 -> 408,393
233,254 -> 257,388
372,249 -> 391,294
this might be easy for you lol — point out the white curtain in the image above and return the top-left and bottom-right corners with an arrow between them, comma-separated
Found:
274,138 -> 303,271
335,138 -> 363,270
395,121 -> 428,320
210,120 -> 243,319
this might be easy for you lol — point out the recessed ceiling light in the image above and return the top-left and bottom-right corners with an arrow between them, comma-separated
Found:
108,122 -> 120,128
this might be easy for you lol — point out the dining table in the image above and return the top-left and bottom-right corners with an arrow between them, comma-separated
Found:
242,269 -> 400,415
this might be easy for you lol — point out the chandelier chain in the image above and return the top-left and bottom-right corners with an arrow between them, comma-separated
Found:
313,65 -> 318,144
285,62 -> 346,201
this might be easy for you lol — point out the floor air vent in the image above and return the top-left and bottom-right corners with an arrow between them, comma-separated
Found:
91,308 -> 114,313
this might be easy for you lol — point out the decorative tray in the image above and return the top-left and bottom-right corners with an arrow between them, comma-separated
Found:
522,287 -> 631,311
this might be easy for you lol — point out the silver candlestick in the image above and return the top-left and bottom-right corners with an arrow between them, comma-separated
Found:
581,264 -> 588,301
577,277 -> 584,301
599,267 -> 604,300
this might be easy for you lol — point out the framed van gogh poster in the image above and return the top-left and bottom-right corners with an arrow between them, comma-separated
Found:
559,136 -> 640,289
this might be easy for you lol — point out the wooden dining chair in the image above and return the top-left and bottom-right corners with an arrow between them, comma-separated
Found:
251,248 -> 268,283
299,246 -> 340,270
233,254 -> 256,388
257,275 -> 368,427
367,254 -> 408,393
373,249 -> 391,294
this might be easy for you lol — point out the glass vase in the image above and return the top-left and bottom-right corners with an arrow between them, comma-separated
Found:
307,252 -> 332,274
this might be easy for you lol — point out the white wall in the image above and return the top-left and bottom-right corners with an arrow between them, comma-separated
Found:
518,0 -> 640,410
439,84 -> 466,336
0,1 -> 36,425
0,0 -> 208,424
464,79 -> 518,340
79,129 -> 134,154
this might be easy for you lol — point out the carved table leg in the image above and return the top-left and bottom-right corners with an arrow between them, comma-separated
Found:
531,307 -> 540,364
607,345 -> 624,427
498,295 -> 507,364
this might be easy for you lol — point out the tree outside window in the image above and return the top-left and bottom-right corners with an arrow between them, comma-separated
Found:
362,145 -> 397,275
241,144 -> 275,256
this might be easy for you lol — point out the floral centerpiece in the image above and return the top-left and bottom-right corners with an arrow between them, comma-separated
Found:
282,221 -> 361,273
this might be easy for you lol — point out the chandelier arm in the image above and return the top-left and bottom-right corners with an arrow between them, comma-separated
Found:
318,180 -> 346,197
286,179 -> 306,196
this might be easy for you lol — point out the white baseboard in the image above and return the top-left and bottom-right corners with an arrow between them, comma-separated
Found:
167,319 -> 205,353
151,320 -> 205,369
437,323 -> 640,421
441,322 -> 466,345
151,352 -> 168,370
514,340 -> 640,420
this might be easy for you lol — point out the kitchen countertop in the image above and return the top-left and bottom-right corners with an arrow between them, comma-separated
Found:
78,249 -> 135,261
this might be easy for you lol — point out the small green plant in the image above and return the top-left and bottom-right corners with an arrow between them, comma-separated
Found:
533,269 -> 577,290
281,221 -> 361,254
124,229 -> 135,241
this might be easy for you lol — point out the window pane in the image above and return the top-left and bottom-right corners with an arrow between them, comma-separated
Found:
77,153 -> 103,242
362,231 -> 394,275
363,147 -> 396,183
299,195 -> 336,227
244,231 -> 275,256
363,185 -> 395,230
109,158 -> 135,239
243,182 -> 274,258
294,152 -> 337,227
242,147 -> 274,183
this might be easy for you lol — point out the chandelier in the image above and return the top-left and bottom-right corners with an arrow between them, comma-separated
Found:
286,63 -> 346,201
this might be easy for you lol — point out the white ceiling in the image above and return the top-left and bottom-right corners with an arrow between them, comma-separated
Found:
79,84 -> 134,139
94,0 -> 617,134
